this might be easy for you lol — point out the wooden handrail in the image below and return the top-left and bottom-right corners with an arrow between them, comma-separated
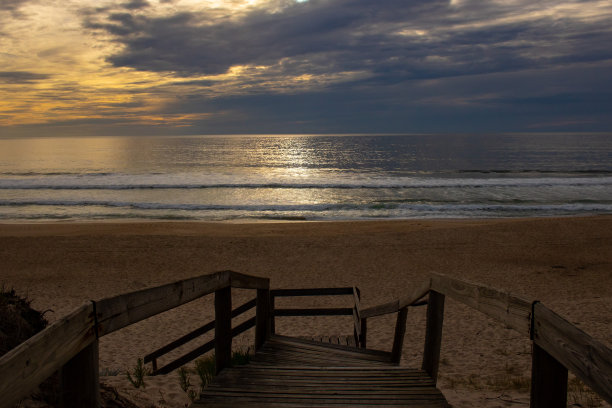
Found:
154,316 -> 257,375
356,273 -> 612,406
2,272 -> 610,407
144,298 -> 257,373
352,287 -> 362,347
95,270 -> 230,336
271,287 -> 355,297
269,287 -> 359,340
429,273 -> 532,335
0,270 -> 270,408
360,280 -> 431,319
0,303 -> 96,408
273,307 -> 353,316
532,302 -> 612,404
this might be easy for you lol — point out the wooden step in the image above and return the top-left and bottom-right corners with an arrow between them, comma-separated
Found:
193,335 -> 449,407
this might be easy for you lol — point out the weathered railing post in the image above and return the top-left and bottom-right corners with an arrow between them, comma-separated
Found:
529,343 -> 568,407
61,340 -> 100,407
391,307 -> 408,364
214,286 -> 232,374
255,288 -> 271,350
353,287 -> 361,348
422,291 -> 444,383
360,318 -> 367,348
269,293 -> 276,335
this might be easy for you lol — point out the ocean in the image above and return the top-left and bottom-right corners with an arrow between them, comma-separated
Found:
0,133 -> 611,222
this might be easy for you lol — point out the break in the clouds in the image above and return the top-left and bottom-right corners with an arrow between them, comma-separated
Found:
1,0 -> 612,135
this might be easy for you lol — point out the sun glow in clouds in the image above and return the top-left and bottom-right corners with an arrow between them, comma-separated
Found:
1,0 -> 611,135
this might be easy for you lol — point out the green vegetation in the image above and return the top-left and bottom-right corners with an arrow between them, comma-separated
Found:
194,353 -> 216,388
179,347 -> 252,401
567,377 -> 602,408
0,286 -> 48,356
178,367 -> 198,402
126,358 -> 150,389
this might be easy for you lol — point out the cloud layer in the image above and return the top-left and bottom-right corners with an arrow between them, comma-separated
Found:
87,0 -> 612,78
1,0 -> 612,135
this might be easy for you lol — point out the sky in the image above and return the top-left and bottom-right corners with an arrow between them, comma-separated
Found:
1,0 -> 612,137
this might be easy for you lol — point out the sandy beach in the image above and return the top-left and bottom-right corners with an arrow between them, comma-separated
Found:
2,216 -> 611,407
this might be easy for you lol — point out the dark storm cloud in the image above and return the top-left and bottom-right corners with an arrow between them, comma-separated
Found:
82,0 -> 612,83
122,0 -> 149,10
0,71 -> 50,83
0,0 -> 32,26
0,0 -> 29,13
67,0 -> 612,134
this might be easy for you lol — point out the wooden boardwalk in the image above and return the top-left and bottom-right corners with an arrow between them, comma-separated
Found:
193,335 -> 449,407
3,271 -> 611,408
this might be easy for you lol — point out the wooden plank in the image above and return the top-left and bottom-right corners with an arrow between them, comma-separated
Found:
269,336 -> 393,359
61,340 -> 101,407
197,391 -> 446,403
530,343 -> 568,408
360,318 -> 368,349
215,286 -> 232,374
353,286 -> 362,346
269,334 -> 387,355
353,307 -> 361,337
0,302 -> 96,408
273,307 -> 353,316
430,273 -> 532,335
200,404 -> 437,408
271,287 -> 354,297
157,337 -> 214,375
216,376 -> 435,384
360,300 -> 399,319
96,270 -> 230,336
197,396 -> 445,405
250,357 -> 388,368
391,307 -> 408,364
398,279 -> 432,309
232,366 -> 434,374
144,297 -> 256,364
532,302 -> 612,404
229,271 -> 269,290
145,319 -> 214,365
421,292 -> 444,384
213,375 -> 435,385
256,288 -> 271,350
220,381 -> 435,388
231,298 -> 258,318
353,287 -> 361,317
251,345 -> 392,361
251,354 -> 391,367
202,385 -> 446,395
359,280 -> 430,319
270,295 -> 276,335
155,317 -> 256,375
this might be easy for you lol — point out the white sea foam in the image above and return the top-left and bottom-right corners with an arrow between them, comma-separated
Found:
1,133 -> 611,221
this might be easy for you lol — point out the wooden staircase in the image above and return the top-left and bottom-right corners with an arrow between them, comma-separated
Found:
193,335 -> 449,407
2,271 -> 611,408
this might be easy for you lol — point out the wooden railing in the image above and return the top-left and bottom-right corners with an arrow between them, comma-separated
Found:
2,271 -> 610,408
144,297 -> 257,375
270,286 -> 362,347
359,280 -> 430,363
361,273 -> 612,407
0,270 -> 271,408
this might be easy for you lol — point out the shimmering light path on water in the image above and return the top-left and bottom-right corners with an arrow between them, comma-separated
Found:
1,134 -> 611,221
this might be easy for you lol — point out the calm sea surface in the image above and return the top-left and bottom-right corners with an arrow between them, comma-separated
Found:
0,133 -> 611,221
